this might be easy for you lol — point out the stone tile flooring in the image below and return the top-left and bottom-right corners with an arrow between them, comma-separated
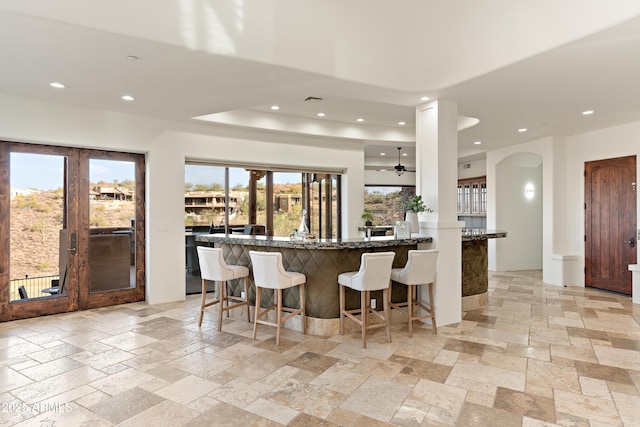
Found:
1,270 -> 640,426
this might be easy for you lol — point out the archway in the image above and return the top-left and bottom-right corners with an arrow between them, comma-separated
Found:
492,152 -> 543,271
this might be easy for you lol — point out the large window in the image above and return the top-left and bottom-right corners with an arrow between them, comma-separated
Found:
364,186 -> 415,226
185,164 -> 341,238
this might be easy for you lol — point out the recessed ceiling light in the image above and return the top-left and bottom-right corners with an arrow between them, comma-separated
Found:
582,110 -> 594,115
317,112 -> 326,117
518,128 -> 528,133
474,141 -> 482,145
379,169 -> 387,172
122,95 -> 134,101
50,82 -> 65,89
398,121 -> 406,126
402,153 -> 408,157
420,96 -> 430,101
127,55 -> 138,61
356,118 -> 365,122
270,105 -> 280,110
380,152 -> 386,156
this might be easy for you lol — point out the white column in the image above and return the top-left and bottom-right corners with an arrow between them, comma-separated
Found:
416,99 -> 464,327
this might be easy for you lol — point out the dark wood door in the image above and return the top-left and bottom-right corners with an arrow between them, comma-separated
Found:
0,142 -> 80,320
585,155 -> 636,294
0,141 -> 145,321
77,150 -> 145,310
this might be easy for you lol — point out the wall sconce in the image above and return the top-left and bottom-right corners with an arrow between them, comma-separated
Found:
525,183 -> 535,200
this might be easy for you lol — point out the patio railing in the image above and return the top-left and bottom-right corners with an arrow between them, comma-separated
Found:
10,275 -> 59,301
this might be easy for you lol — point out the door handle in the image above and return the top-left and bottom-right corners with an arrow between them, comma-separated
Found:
625,236 -> 635,248
68,232 -> 77,255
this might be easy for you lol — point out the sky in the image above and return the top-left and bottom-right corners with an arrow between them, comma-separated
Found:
10,153 -> 300,191
10,153 -> 134,190
185,165 -> 301,188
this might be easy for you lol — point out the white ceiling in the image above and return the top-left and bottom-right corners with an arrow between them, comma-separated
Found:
2,1 -> 640,171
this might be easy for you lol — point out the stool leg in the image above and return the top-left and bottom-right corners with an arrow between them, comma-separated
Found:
244,276 -> 251,323
300,283 -> 306,335
361,290 -> 368,348
383,286 -> 391,343
339,284 -> 345,335
225,281 -> 230,318
276,288 -> 283,346
218,280 -> 225,332
408,284 -> 414,337
199,278 -> 207,327
253,286 -> 261,340
429,283 -> 437,334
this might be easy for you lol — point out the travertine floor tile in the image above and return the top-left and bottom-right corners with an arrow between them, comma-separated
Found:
526,359 -> 580,393
340,376 -> 411,422
449,361 -> 526,391
122,399 -> 201,427
554,389 -> 622,425
264,378 -> 346,418
406,379 -> 467,424
310,363 -> 368,394
493,386 -> 555,424
0,366 -> 33,393
207,376 -> 270,408
89,386 -> 164,424
244,397 -> 300,425
456,401 -> 522,427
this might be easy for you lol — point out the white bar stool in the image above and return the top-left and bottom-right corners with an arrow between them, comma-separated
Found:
390,249 -> 439,336
338,251 -> 395,348
196,246 -> 250,331
249,251 -> 306,345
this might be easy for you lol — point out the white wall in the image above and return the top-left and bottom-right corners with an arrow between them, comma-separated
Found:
494,162 -> 543,270
364,170 -> 415,186
487,119 -> 640,290
0,93 -> 366,304
565,120 -> 640,285
487,138 -> 562,285
458,158 -> 487,180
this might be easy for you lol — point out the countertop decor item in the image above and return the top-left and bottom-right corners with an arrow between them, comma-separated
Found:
405,195 -> 432,233
405,195 -> 431,213
361,209 -> 374,226
395,221 -> 411,239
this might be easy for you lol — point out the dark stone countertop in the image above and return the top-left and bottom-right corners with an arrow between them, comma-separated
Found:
195,234 -> 433,249
461,229 -> 507,241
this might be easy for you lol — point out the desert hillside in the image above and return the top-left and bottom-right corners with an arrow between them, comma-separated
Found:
10,191 -> 134,280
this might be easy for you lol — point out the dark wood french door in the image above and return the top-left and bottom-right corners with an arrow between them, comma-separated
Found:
585,155 -> 636,294
0,141 -> 145,321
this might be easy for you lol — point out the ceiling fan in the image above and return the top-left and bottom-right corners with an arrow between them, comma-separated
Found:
394,147 -> 415,176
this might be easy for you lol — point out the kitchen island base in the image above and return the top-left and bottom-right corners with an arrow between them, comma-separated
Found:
195,234 -> 434,336
461,230 -> 507,311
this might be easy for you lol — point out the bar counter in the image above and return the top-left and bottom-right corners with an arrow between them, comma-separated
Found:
461,229 -> 507,310
195,234 -> 433,335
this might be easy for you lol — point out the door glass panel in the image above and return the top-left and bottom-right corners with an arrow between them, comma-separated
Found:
248,170 -> 267,233
331,176 -> 338,238
310,178 -> 321,236
184,164 -> 227,230
471,183 -> 479,213
308,174 -> 340,239
9,153 -> 67,301
88,159 -> 136,292
273,172 -> 302,237
228,167 -> 250,229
